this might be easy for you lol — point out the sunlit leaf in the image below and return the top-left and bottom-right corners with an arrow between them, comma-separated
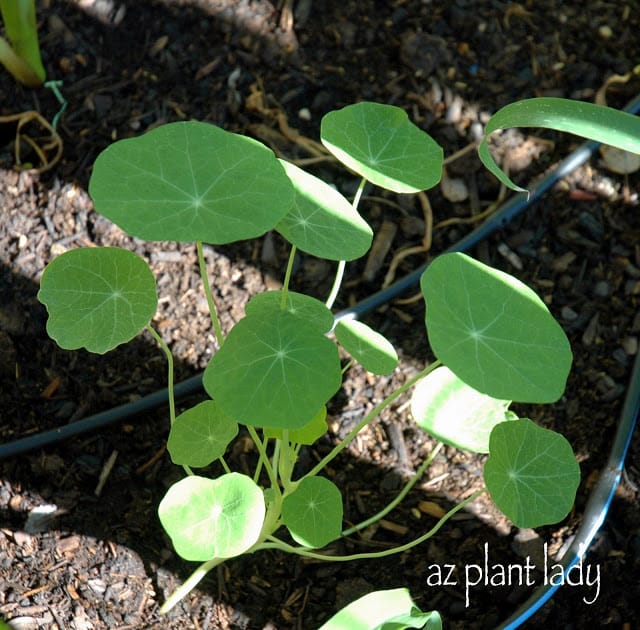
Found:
37,247 -> 157,354
334,319 -> 398,375
484,419 -> 580,527
421,252 -> 572,402
89,121 -> 293,243
321,102 -> 443,193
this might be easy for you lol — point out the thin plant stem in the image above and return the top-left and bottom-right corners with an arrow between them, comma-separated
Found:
325,177 -> 367,310
304,361 -> 440,479
260,488 -> 486,562
247,426 -> 279,495
341,441 -> 444,537
280,245 -> 297,309
219,456 -> 231,474
160,556 -> 225,614
146,325 -> 175,425
196,240 -> 224,347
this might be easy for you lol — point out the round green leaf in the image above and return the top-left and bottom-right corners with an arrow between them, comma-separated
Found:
203,311 -> 341,428
319,588 -> 442,630
282,476 -> 343,548
37,247 -> 157,354
276,160 -> 373,260
245,290 -> 334,334
484,419 -> 580,528
411,366 -> 516,453
334,319 -> 398,375
263,406 -> 328,445
89,121 -> 294,243
320,102 -> 443,193
158,473 -> 265,561
421,252 -> 572,403
167,400 -> 238,468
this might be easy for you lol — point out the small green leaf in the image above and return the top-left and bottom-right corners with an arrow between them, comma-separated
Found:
484,419 -> 580,528
321,102 -> 443,193
282,476 -> 343,548
479,97 -> 640,192
319,588 -> 442,630
334,319 -> 398,375
37,247 -> 157,354
158,473 -> 265,561
167,400 -> 238,468
421,252 -> 572,403
411,366 -> 516,453
89,121 -> 293,243
203,311 -> 341,428
245,290 -> 334,334
263,406 -> 328,445
276,160 -> 373,260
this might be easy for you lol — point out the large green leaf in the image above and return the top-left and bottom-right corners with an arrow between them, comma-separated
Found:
89,121 -> 293,243
282,476 -> 343,548
334,319 -> 398,375
484,419 -> 580,528
276,160 -> 373,260
421,253 -> 572,403
245,290 -> 334,334
158,473 -> 265,561
321,102 -> 443,193
37,247 -> 157,354
411,366 -> 516,453
319,588 -> 442,630
479,97 -> 640,192
203,311 -> 342,428
167,400 -> 238,468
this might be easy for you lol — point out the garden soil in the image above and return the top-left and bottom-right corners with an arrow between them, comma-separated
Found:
1,1 -> 639,628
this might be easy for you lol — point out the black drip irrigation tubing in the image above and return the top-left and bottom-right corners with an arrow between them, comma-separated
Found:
2,94 -> 640,628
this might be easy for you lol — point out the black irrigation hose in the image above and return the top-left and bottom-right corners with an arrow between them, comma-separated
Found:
1,93 -> 640,629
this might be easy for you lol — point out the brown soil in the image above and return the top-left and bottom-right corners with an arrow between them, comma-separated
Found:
1,1 -> 639,629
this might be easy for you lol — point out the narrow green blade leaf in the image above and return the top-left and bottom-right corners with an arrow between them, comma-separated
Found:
411,366 -> 516,453
245,290 -> 334,334
421,252 -> 572,402
334,319 -> 398,375
484,419 -> 580,528
319,588 -> 442,630
203,311 -> 341,428
167,400 -> 238,468
479,97 -> 640,192
37,247 -> 157,354
263,406 -> 327,445
282,476 -> 343,548
89,121 -> 293,243
321,102 -> 443,193
276,160 -> 373,261
158,473 -> 265,561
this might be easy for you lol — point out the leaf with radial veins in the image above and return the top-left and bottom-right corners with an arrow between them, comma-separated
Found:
245,290 -> 334,334
411,366 -> 516,453
167,400 -> 238,468
479,97 -> 640,192
276,160 -> 373,260
334,319 -> 398,375
484,419 -> 580,528
319,588 -> 442,630
89,121 -> 294,243
320,101 -> 443,193
203,311 -> 342,429
158,473 -> 265,561
37,247 -> 157,354
421,252 -> 572,403
282,476 -> 343,548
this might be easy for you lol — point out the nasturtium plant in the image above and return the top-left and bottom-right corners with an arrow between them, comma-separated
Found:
37,96 -> 632,625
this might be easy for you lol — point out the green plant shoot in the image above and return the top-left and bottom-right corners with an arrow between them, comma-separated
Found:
0,0 -> 45,86
37,97 -> 631,626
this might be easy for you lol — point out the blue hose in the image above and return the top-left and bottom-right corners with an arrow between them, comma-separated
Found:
1,94 -> 640,630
